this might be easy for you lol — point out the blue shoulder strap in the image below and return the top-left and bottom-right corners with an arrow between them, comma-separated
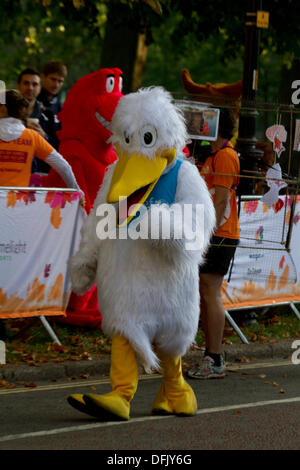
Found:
144,156 -> 184,208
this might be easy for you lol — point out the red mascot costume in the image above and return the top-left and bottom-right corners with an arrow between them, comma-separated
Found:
45,68 -> 124,328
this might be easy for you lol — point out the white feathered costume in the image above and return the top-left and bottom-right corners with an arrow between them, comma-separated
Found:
67,87 -> 216,420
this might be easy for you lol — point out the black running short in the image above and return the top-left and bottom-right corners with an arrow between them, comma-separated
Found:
199,236 -> 239,276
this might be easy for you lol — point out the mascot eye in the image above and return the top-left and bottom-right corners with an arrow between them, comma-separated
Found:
119,76 -> 123,92
140,125 -> 157,148
124,131 -> 131,145
106,76 -> 115,93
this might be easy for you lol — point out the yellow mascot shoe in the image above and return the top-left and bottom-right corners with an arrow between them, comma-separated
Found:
152,381 -> 197,416
67,394 -> 102,418
152,383 -> 174,415
83,391 -> 130,421
80,334 -> 138,421
167,380 -> 198,416
67,334 -> 138,421
152,353 -> 198,416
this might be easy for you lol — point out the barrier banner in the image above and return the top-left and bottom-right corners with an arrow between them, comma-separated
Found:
0,188 -> 85,318
222,196 -> 300,309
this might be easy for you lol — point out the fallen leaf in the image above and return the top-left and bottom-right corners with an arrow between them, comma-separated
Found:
25,382 -> 37,388
259,374 -> 266,379
80,373 -> 90,379
270,315 -> 281,324
80,352 -> 92,360
272,381 -> 280,387
0,380 -> 16,389
236,356 -> 250,363
38,357 -> 49,363
259,337 -> 269,343
70,336 -> 81,345
26,361 -> 40,367
234,409 -> 241,414
278,389 -> 285,394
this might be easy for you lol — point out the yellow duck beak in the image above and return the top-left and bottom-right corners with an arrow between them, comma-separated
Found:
107,145 -> 176,226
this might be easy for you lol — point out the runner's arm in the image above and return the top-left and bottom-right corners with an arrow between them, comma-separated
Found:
214,185 -> 230,229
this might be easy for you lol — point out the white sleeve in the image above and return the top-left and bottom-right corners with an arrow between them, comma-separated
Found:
45,150 -> 82,193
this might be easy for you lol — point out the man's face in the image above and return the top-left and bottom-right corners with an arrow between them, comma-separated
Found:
18,74 -> 41,102
41,73 -> 64,97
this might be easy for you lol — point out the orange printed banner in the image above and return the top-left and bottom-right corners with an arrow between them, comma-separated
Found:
222,196 -> 300,309
0,189 -> 85,318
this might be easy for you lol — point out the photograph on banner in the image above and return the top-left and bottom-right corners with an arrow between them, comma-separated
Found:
175,100 -> 220,141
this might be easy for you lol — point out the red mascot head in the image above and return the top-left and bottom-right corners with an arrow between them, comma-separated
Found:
57,67 -> 124,165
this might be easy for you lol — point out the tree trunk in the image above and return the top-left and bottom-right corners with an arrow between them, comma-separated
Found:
100,19 -> 148,94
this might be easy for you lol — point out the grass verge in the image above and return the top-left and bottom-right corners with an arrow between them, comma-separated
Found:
1,306 -> 300,366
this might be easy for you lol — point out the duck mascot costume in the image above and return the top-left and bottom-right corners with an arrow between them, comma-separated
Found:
67,86 -> 216,420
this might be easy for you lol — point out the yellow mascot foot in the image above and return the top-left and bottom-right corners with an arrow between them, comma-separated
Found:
67,335 -> 137,421
152,381 -> 197,417
152,353 -> 198,417
152,384 -> 173,415
67,394 -> 102,418
83,392 -> 130,421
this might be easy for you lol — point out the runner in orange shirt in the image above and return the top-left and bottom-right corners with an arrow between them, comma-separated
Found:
188,108 -> 240,379
0,90 -> 83,198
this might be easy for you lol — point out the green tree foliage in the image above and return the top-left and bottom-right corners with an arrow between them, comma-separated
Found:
166,0 -> 300,64
0,0 -> 106,89
0,0 -> 300,101
141,0 -> 300,125
142,10 -> 244,93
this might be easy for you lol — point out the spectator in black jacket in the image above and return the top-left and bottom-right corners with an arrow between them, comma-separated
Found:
38,61 -> 68,150
17,67 -> 54,173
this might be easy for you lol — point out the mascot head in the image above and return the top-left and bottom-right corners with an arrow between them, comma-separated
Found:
57,68 -> 123,161
106,86 -> 187,209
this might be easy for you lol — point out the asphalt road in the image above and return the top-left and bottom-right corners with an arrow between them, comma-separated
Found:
0,359 -> 299,453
